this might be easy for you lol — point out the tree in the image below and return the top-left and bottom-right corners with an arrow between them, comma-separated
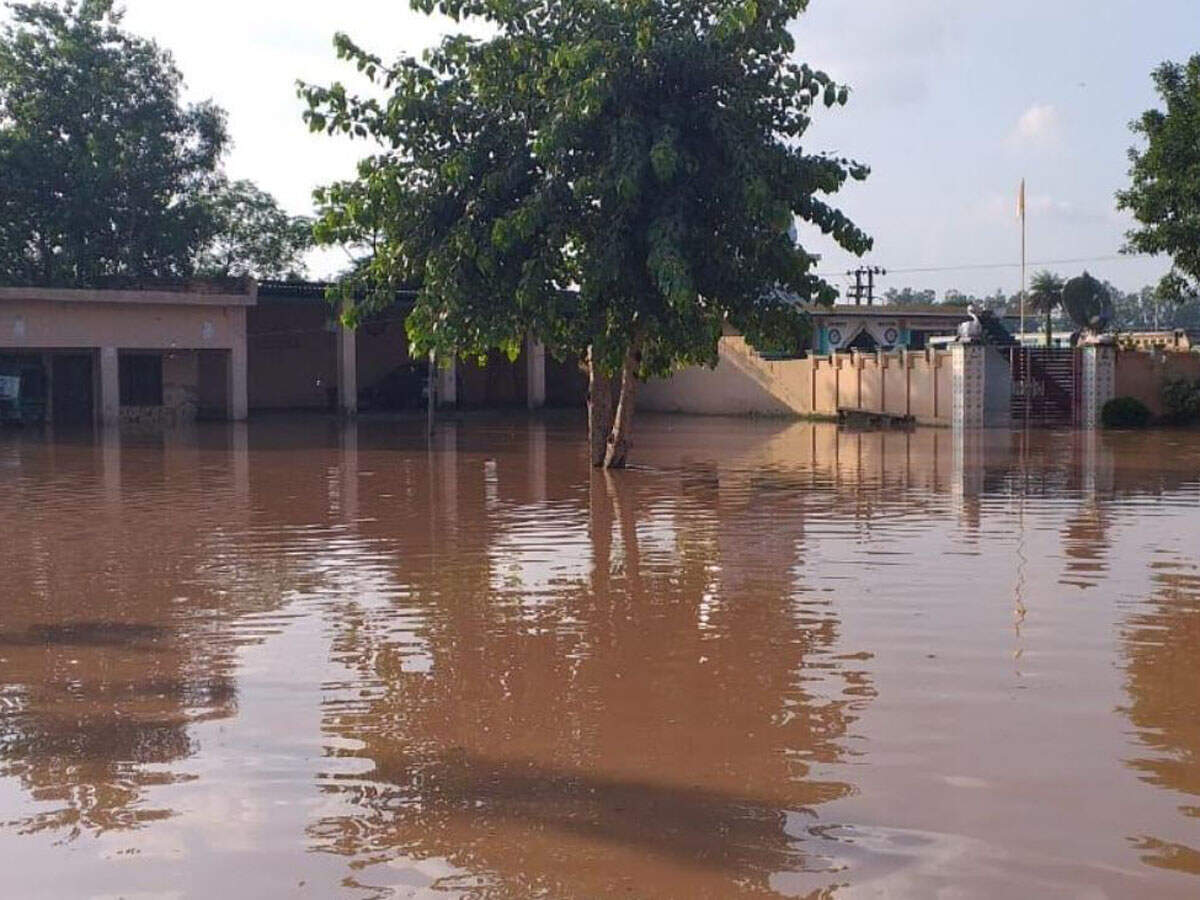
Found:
1117,55 -> 1200,303
195,178 -> 313,280
1028,270 -> 1064,346
0,0 -> 227,286
303,0 -> 871,468
882,287 -> 936,306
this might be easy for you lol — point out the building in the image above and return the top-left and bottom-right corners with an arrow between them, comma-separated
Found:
0,280 -> 585,426
808,303 -> 971,354
0,282 -> 252,426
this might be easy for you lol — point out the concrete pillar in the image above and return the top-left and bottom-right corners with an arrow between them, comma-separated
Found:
336,322 -> 357,416
228,342 -> 248,421
525,336 -> 546,410
437,355 -> 457,408
1081,345 -> 1116,428
951,342 -> 985,429
98,346 -> 120,426
41,352 -> 54,424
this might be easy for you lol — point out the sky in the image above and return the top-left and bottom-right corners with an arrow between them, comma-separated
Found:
7,0 -> 1197,297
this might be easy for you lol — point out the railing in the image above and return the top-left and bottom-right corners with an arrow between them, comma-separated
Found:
1010,348 -> 1079,425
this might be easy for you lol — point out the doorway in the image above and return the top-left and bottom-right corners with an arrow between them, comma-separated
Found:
51,354 -> 94,425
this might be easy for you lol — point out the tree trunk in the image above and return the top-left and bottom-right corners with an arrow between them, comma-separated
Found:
587,346 -> 617,468
603,338 -> 642,470
1045,309 -> 1053,348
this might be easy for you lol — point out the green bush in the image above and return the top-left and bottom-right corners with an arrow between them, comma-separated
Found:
1102,396 -> 1153,428
1162,377 -> 1200,425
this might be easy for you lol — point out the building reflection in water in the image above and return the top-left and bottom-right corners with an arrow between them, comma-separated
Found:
1,418 -> 1199,896
1122,555 -> 1200,875
308,422 -> 875,896
0,426 -> 253,836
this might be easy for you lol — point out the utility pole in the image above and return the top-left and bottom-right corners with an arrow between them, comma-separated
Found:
846,266 -> 887,305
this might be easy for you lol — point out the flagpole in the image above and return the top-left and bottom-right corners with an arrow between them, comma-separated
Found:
1019,179 -> 1026,343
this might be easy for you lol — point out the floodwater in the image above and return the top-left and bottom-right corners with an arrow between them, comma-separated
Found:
1,416 -> 1198,899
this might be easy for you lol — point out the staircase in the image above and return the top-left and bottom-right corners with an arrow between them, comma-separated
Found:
1010,348 -> 1078,424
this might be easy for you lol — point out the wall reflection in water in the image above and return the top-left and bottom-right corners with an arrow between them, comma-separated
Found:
0,418 -> 1198,897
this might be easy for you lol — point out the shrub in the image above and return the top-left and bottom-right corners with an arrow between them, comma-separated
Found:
1102,396 -> 1152,428
1162,377 -> 1200,425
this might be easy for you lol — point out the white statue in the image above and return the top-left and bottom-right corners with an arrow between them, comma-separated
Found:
956,303 -> 983,344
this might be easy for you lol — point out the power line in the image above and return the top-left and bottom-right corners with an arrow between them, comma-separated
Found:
816,253 -> 1149,279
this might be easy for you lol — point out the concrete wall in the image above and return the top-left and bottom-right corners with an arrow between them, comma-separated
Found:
119,351 -> 201,426
246,300 -> 334,410
459,349 -> 528,407
0,292 -> 246,351
639,336 -> 955,425
355,315 -> 413,394
1114,350 -> 1200,418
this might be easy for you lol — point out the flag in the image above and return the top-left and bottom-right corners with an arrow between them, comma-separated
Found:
1017,179 -> 1026,221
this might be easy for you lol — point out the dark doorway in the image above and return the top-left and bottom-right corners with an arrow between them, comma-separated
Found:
845,329 -> 879,352
52,354 -> 94,425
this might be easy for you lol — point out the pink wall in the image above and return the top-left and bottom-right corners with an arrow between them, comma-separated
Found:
1115,351 -> 1200,417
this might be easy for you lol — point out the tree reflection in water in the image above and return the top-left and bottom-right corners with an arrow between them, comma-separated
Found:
311,449 -> 874,896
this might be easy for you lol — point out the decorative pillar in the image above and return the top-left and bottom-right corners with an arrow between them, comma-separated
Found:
951,342 -> 985,429
1080,345 -> 1115,428
437,355 -> 457,408
98,346 -> 120,426
525,336 -> 546,410
336,321 -> 357,416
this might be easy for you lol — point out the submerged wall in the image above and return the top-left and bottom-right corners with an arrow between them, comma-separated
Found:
639,336 -> 959,425
1114,351 -> 1200,418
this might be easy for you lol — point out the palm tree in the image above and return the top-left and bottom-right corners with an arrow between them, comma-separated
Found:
1028,271 -> 1065,347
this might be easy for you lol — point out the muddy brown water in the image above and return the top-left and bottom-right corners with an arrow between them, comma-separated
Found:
1,415 -> 1198,898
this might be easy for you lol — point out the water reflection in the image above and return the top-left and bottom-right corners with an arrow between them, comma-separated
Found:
0,427 -> 253,836
1123,554 -> 1200,875
309,452 -> 871,896
0,418 -> 1199,896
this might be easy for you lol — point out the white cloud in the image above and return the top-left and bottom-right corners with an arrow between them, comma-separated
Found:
1008,103 -> 1061,148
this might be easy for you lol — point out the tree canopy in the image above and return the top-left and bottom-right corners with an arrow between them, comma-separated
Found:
195,178 -> 313,280
1117,55 -> 1200,303
303,0 -> 871,466
1027,270 -> 1064,345
0,0 -> 310,286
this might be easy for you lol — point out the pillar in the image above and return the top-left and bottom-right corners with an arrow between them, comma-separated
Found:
229,307 -> 249,421
1081,345 -> 1116,428
98,346 -> 120,426
951,342 -> 985,429
336,322 -> 357,415
228,341 -> 248,421
437,355 -> 457,408
525,336 -> 546,410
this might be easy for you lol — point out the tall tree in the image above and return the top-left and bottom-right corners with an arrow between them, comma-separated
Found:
195,178 -> 313,280
1028,270 -> 1064,346
1117,55 -> 1200,303
0,0 -> 227,286
303,0 -> 871,467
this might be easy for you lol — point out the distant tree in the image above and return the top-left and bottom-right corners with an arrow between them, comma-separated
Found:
196,178 -> 313,280
980,288 -> 1017,315
942,289 -> 975,308
0,0 -> 227,286
1117,55 -> 1200,303
303,0 -> 871,468
1028,270 -> 1064,346
1109,282 -> 1200,331
882,287 -> 936,306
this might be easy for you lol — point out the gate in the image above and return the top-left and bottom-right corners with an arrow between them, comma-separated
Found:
1010,348 -> 1080,426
